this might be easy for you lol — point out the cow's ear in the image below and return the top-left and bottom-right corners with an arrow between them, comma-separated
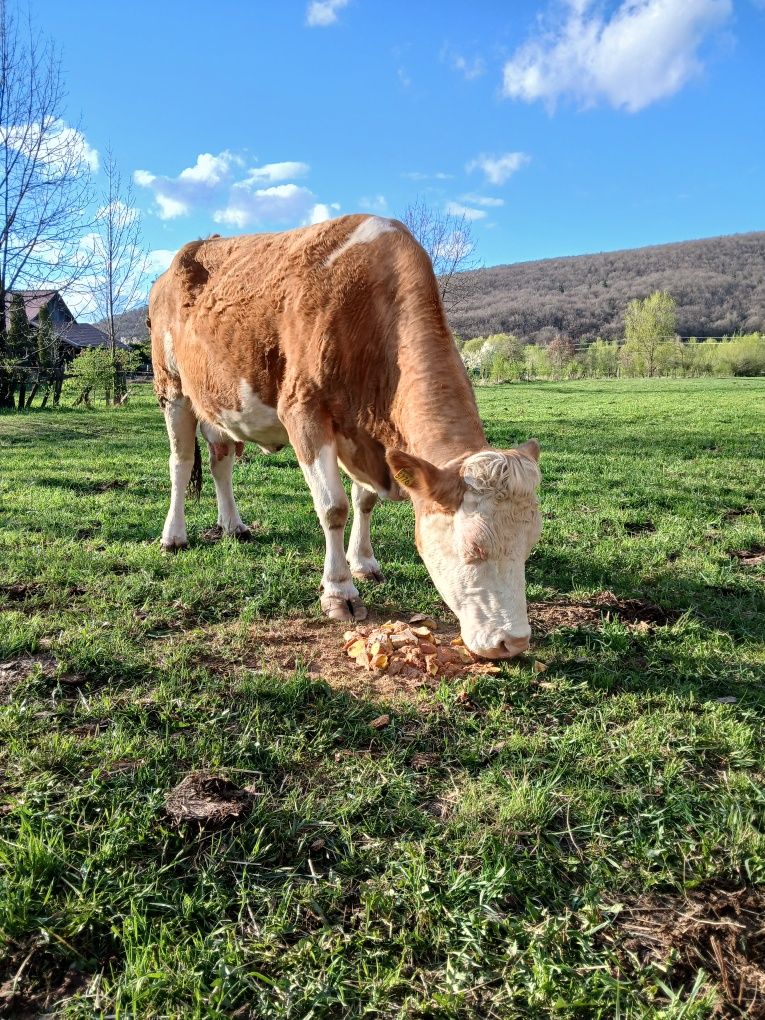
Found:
386,450 -> 465,511
514,438 -> 540,462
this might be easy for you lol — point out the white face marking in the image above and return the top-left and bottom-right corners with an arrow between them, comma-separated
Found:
324,215 -> 398,267
416,451 -> 542,659
163,330 -> 178,375
217,379 -> 289,447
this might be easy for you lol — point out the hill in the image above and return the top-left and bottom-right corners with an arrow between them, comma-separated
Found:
449,231 -> 765,343
104,230 -> 765,346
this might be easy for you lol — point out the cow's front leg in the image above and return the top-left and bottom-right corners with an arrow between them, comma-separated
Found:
200,425 -> 251,540
161,396 -> 197,551
298,443 -> 367,622
347,482 -> 384,582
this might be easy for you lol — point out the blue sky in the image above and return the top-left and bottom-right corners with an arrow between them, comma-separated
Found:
25,0 -> 765,292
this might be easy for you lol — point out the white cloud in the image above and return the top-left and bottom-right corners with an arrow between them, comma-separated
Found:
401,170 -> 454,181
359,194 -> 388,213
306,202 -> 341,224
0,118 -> 99,172
466,152 -> 530,185
306,0 -> 349,27
147,249 -> 177,276
502,0 -> 732,112
244,161 -> 310,184
156,194 -> 189,220
133,150 -> 323,228
452,54 -> 486,80
446,201 -> 487,221
459,193 -> 505,207
178,151 -> 240,185
214,183 -> 317,229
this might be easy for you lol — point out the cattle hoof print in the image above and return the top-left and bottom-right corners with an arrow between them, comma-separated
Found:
321,593 -> 369,622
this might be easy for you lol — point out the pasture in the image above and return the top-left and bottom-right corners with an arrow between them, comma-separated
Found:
1,378 -> 764,1018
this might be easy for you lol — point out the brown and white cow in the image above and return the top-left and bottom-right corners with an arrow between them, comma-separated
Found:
149,214 -> 541,659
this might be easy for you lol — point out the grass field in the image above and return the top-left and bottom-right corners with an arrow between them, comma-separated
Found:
1,378 -> 764,1019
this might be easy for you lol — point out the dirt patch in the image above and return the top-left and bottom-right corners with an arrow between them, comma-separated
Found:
164,772 -> 259,827
602,886 -> 765,1017
0,655 -> 56,697
92,479 -> 129,492
243,614 -> 468,699
624,520 -> 657,536
0,582 -> 43,603
731,547 -> 765,568
723,507 -> 757,522
530,592 -> 677,633
0,948 -> 90,1020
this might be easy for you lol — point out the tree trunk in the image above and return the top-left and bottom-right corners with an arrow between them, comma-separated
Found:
17,376 -> 26,411
25,383 -> 39,409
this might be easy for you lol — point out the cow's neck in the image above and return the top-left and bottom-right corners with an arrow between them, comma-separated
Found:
390,330 -> 488,467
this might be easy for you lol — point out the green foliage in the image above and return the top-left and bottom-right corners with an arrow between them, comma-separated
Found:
0,381 -> 763,1016
5,294 -> 32,368
66,346 -> 139,405
622,291 -> 677,377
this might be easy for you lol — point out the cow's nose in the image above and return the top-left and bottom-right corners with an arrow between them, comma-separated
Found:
468,628 -> 531,660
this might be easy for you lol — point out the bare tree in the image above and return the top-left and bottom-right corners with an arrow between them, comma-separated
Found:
402,196 -> 479,314
0,0 -> 94,407
85,147 -> 148,402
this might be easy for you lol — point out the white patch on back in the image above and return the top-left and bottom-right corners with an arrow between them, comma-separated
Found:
163,330 -> 178,374
324,216 -> 398,267
217,379 -> 289,448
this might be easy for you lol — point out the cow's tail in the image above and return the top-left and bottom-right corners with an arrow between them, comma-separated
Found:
187,437 -> 203,500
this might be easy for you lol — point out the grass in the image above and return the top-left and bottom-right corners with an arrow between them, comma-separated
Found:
0,377 -> 763,1018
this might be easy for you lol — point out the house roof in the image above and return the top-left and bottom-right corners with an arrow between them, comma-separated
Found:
5,290 -> 69,323
63,322 -> 129,350
6,290 -> 129,351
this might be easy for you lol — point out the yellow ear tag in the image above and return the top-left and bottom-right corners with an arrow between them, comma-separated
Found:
394,468 -> 415,487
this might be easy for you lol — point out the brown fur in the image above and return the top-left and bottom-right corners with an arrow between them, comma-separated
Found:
150,215 -> 488,489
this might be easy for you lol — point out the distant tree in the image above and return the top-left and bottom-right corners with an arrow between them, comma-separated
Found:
4,292 -> 31,408
523,343 -> 551,380
85,147 -> 148,403
622,291 -> 677,377
547,336 -> 576,377
0,0 -> 94,408
402,197 -> 478,313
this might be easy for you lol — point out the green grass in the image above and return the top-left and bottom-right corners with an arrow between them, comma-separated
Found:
0,378 -> 764,1018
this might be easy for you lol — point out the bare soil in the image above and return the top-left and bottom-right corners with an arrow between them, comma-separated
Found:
603,886 -> 765,1018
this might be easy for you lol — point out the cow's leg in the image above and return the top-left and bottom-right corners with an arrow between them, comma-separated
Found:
347,482 -> 384,582
297,442 -> 367,622
161,396 -> 197,551
200,425 -> 251,540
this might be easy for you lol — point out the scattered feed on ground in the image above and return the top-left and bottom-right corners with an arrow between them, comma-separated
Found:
0,378 -> 764,1018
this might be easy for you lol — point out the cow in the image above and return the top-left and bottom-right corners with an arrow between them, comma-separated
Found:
148,214 -> 541,659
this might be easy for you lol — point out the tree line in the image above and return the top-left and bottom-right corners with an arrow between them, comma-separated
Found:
459,292 -> 765,382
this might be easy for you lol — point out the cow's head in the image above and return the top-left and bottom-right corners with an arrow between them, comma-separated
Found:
387,442 -> 541,659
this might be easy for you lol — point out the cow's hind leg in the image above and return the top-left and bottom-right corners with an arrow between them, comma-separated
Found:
161,396 -> 198,551
347,482 -> 384,582
200,424 -> 251,540
297,441 -> 367,622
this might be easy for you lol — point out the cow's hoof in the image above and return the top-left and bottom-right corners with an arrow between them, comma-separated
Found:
351,568 -> 385,583
321,593 -> 368,622
161,539 -> 189,553
233,526 -> 254,543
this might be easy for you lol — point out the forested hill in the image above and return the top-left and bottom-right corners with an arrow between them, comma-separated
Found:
107,230 -> 764,345
449,231 -> 765,343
